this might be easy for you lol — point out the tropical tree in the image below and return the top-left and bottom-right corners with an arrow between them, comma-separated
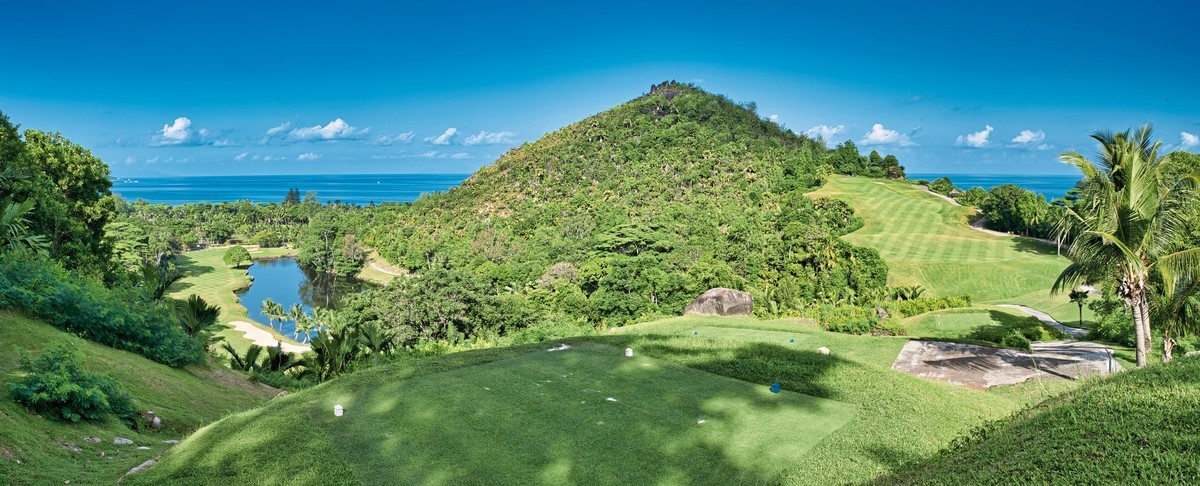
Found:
223,245 -> 251,267
1052,126 -> 1200,367
221,342 -> 265,372
1068,289 -> 1089,328
1154,277 -> 1200,362
1,199 -> 49,256
287,303 -> 305,340
174,294 -> 222,347
261,298 -> 282,330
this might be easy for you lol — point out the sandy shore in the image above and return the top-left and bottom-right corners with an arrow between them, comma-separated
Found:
228,320 -> 311,354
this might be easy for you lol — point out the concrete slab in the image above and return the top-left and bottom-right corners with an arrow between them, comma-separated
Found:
892,340 -> 1122,389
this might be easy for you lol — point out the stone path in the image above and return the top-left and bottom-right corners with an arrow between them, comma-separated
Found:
892,340 -> 1121,389
892,305 -> 1121,388
997,304 -> 1089,339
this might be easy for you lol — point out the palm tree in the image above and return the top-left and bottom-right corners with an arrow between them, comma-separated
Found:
1052,126 -> 1200,367
1068,289 -> 1089,328
1155,277 -> 1200,363
174,294 -> 222,347
261,298 -> 281,330
287,303 -> 304,341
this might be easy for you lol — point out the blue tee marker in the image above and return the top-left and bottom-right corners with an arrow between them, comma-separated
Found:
789,338 -> 795,343
770,382 -> 781,394
694,331 -> 698,336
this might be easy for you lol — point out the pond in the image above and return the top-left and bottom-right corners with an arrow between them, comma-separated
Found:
236,257 -> 376,343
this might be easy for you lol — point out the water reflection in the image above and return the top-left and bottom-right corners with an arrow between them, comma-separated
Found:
236,257 -> 375,342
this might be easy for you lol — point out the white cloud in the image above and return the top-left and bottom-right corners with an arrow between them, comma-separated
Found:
158,117 -> 192,143
124,156 -> 136,164
956,125 -> 994,148
373,131 -> 415,145
234,152 -> 248,161
804,124 -> 846,142
288,118 -> 366,141
1181,131 -> 1199,148
297,152 -> 323,161
266,122 -> 291,137
1012,129 -> 1046,144
861,123 -> 916,147
463,130 -> 515,146
420,150 -> 440,158
425,128 -> 458,145
768,114 -> 779,122
450,152 -> 471,159
262,118 -> 367,143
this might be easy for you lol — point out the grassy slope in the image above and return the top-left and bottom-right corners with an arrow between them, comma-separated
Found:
130,316 -> 1033,485
0,311 -> 276,484
166,246 -> 299,352
809,176 -> 1091,325
883,355 -> 1200,484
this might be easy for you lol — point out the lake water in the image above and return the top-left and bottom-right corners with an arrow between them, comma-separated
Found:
236,257 -> 375,343
907,173 -> 1082,200
111,173 -> 469,205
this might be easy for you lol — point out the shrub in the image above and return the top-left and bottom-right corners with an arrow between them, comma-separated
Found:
892,295 -> 972,318
818,305 -> 883,334
1085,296 -> 1135,346
0,254 -> 204,366
999,332 -> 1032,352
223,245 -> 251,267
9,342 -> 135,423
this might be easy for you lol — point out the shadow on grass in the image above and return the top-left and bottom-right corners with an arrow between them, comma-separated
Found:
1009,237 -> 1060,256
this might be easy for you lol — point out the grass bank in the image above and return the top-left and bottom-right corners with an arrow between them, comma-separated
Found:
0,311 -> 276,484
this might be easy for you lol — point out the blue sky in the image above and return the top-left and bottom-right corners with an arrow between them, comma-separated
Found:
1,1 -> 1197,177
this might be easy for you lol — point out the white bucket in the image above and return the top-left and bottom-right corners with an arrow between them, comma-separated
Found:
334,404 -> 344,417
625,348 -> 633,357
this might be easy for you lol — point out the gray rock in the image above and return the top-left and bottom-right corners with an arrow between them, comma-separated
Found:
875,307 -> 890,320
137,446 -> 151,450
125,459 -> 157,475
162,440 -> 180,444
113,437 -> 134,445
684,288 -> 753,316
84,436 -> 102,443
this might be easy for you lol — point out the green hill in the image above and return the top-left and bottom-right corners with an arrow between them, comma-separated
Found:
809,176 -> 1083,323
127,316 -> 1042,485
882,356 -> 1200,484
358,82 -> 890,333
0,311 -> 278,484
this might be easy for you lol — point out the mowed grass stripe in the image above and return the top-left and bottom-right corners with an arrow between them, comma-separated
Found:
809,176 -> 1087,323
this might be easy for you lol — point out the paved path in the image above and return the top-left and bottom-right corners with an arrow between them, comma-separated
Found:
228,320 -> 311,353
997,304 -> 1089,339
893,340 -> 1121,388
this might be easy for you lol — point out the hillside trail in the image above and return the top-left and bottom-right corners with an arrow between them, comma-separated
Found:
995,304 -> 1088,339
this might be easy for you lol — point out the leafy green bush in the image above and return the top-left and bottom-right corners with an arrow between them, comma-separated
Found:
999,332 -> 1033,352
892,295 -> 972,318
0,254 -> 204,366
222,245 -> 251,267
1085,296 -> 1135,346
967,316 -> 1068,349
9,341 -> 135,423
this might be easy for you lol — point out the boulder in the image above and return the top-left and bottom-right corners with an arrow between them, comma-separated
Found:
684,288 -> 753,316
875,307 -> 890,320
113,437 -> 134,445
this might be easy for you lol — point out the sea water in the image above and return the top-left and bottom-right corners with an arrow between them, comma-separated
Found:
111,173 -> 469,205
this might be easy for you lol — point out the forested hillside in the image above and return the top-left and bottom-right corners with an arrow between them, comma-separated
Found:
348,82 -> 893,342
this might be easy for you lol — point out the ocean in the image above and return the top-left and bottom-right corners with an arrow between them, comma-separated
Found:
907,173 -> 1082,201
110,173 -> 470,205
110,172 -> 1083,206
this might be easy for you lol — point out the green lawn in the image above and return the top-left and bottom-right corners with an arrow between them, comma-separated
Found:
883,355 -> 1200,484
0,311 -> 276,484
166,246 -> 299,352
130,316 -> 1038,485
809,176 -> 1093,325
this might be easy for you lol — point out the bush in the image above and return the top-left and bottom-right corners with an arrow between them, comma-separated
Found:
818,305 -> 883,334
892,295 -> 972,318
1085,296 -> 1135,346
0,254 -> 204,366
9,342 -> 135,423
223,245 -> 251,267
1000,332 -> 1032,352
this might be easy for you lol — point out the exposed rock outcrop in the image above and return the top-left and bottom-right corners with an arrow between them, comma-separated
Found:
684,288 -> 753,316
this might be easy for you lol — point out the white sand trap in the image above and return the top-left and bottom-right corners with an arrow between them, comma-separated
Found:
228,320 -> 311,353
